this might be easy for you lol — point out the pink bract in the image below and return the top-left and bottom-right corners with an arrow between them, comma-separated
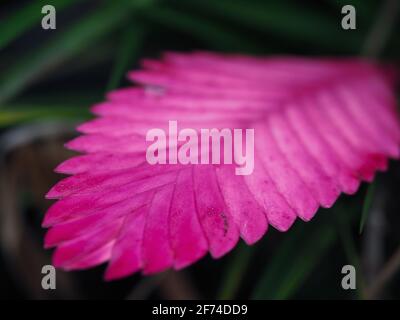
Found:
43,52 -> 400,280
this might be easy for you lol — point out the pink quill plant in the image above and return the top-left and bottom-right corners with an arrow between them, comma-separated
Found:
43,52 -> 400,280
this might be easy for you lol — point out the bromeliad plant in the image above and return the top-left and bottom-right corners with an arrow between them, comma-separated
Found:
43,52 -> 400,280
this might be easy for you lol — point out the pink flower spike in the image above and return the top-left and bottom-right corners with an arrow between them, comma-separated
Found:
43,52 -> 400,280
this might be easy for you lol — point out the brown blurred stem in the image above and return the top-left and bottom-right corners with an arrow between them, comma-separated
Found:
362,186 -> 386,297
360,0 -> 399,299
361,0 -> 400,58
366,244 -> 400,299
125,270 -> 201,300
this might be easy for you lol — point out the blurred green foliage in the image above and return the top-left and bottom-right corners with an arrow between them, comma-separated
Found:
0,0 -> 399,299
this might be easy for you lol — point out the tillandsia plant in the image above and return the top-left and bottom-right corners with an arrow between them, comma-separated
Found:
43,52 -> 400,280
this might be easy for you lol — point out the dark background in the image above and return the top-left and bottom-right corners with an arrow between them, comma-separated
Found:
0,0 -> 399,299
